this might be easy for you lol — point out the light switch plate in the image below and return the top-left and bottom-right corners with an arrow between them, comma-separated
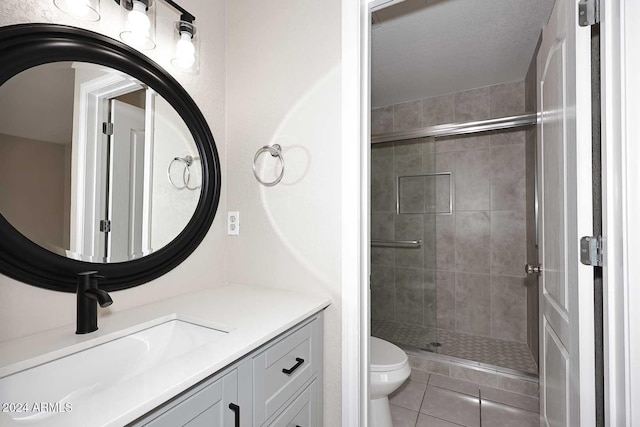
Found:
227,211 -> 239,235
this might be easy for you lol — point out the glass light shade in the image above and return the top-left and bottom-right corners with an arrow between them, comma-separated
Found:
120,0 -> 156,51
171,21 -> 199,73
53,0 -> 100,21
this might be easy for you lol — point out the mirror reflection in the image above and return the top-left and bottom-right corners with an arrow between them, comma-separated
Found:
0,62 -> 201,263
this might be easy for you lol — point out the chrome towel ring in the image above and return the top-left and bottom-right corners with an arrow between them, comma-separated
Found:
253,144 -> 284,187
168,155 -> 199,190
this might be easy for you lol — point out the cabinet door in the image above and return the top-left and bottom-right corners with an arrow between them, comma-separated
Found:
144,370 -> 239,427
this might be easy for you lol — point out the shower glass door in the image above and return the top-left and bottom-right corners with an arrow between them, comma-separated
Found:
371,137 -> 443,353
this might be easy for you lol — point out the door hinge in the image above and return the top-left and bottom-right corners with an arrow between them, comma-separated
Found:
99,220 -> 111,233
578,0 -> 600,27
102,122 -> 114,136
580,236 -> 603,267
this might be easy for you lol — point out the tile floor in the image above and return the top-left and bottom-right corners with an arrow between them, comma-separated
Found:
372,319 -> 538,374
388,372 -> 539,427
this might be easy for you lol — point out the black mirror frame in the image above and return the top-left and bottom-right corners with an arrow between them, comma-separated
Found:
0,24 -> 221,293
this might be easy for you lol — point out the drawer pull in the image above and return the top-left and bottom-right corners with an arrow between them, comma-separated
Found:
282,357 -> 305,375
229,403 -> 240,427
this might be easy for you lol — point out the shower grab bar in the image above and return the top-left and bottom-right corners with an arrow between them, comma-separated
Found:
371,113 -> 537,144
371,239 -> 422,248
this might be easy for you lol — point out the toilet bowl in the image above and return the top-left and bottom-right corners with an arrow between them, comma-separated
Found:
370,337 -> 411,427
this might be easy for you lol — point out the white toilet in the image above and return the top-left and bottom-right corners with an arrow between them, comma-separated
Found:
370,336 -> 411,427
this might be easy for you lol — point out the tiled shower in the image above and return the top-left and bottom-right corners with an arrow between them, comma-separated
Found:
370,81 -> 538,374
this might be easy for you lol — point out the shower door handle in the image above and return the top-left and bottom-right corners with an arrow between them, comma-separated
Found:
525,264 -> 542,276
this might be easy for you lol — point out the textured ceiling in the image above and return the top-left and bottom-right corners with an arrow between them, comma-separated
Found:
371,0 -> 555,108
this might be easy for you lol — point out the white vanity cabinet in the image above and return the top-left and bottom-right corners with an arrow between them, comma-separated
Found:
131,312 -> 323,427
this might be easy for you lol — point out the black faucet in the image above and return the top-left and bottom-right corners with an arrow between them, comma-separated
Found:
76,271 -> 113,334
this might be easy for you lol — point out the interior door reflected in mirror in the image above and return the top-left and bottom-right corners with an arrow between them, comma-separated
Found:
0,62 -> 201,263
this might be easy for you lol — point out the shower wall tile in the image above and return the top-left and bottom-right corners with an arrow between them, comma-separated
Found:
436,134 -> 491,153
371,264 -> 395,321
372,143 -> 394,159
396,267 -> 425,325
398,176 -> 426,214
490,144 -> 526,212
423,150 -> 437,173
395,153 -> 423,175
455,149 -> 492,211
455,273 -> 492,337
394,100 -> 423,132
371,247 -> 395,266
396,214 -> 424,268
423,93 -> 455,126
395,138 -> 426,156
423,215 -> 436,269
435,136 -> 460,153
454,87 -> 490,122
436,270 -> 456,330
436,214 -> 456,270
372,106 -> 394,135
455,211 -> 491,274
455,134 -> 491,151
490,81 -> 525,118
424,269 -> 437,327
490,211 -> 526,277
490,129 -> 526,147
371,157 -> 394,212
491,275 -> 527,342
372,212 -> 395,240
435,151 -> 456,173
423,138 -> 436,155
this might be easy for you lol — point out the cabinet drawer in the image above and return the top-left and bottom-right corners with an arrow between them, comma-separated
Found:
267,380 -> 317,427
253,318 -> 320,424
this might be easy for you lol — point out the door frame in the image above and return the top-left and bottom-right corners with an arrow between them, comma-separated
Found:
70,69 -> 148,261
600,0 -> 640,424
343,0 -> 638,425
341,0 -> 408,425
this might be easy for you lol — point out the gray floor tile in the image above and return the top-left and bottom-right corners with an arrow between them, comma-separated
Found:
480,400 -> 539,427
480,385 -> 539,413
390,404 -> 419,427
390,380 -> 428,411
420,385 -> 480,427
410,368 -> 430,384
416,414 -> 464,426
429,374 -> 479,397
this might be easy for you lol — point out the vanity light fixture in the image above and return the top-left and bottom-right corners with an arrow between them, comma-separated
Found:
171,14 -> 198,71
113,0 -> 198,71
118,0 -> 156,50
53,0 -> 100,22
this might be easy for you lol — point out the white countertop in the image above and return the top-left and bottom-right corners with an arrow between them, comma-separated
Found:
0,284 -> 330,426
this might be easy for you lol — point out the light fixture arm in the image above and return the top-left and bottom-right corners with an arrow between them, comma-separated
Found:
114,0 -> 195,23
163,0 -> 194,23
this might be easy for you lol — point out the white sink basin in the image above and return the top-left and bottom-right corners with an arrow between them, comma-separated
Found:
0,319 -> 228,424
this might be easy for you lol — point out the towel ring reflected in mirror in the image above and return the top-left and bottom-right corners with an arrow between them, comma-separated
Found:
168,155 -> 201,190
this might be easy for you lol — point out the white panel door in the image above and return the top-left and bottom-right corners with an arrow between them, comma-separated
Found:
536,0 -> 595,425
107,99 -> 145,262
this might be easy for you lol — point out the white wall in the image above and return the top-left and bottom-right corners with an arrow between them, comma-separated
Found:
226,0 -> 343,424
0,0 -> 227,343
151,96 -> 201,251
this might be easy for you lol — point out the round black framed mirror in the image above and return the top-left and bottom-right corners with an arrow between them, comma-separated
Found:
0,24 -> 221,292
